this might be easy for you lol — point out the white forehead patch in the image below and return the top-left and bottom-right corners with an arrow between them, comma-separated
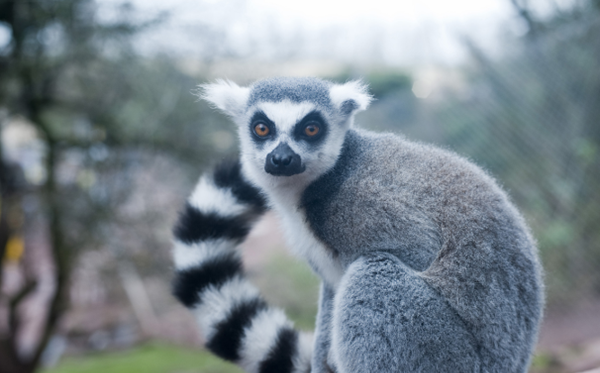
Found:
256,100 -> 316,133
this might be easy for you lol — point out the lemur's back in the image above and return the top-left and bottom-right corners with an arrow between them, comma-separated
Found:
303,129 -> 543,371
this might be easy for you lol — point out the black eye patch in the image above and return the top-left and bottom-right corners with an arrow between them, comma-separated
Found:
249,111 -> 276,146
292,111 -> 328,145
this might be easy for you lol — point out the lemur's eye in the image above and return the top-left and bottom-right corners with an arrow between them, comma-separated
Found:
305,124 -> 320,137
254,123 -> 270,137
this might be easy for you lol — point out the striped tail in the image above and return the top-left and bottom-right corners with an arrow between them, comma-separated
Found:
171,159 -> 313,373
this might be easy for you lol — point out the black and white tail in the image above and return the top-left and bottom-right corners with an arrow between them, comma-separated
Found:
171,160 -> 312,373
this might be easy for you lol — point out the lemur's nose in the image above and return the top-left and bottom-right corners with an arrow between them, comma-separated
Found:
265,142 -> 305,176
271,153 -> 292,166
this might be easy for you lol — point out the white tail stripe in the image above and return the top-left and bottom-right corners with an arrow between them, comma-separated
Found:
292,332 -> 314,373
194,277 -> 261,341
238,308 -> 293,373
172,239 -> 236,271
188,176 -> 248,217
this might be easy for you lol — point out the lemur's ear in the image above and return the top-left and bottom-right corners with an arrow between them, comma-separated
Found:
196,80 -> 250,117
329,80 -> 373,116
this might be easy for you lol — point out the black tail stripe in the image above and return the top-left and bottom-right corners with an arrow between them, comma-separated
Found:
206,297 -> 268,362
258,327 -> 299,373
173,203 -> 253,244
172,252 -> 242,308
213,159 -> 267,211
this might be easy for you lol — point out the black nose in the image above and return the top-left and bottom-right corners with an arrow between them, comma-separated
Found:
271,153 -> 292,167
265,143 -> 305,176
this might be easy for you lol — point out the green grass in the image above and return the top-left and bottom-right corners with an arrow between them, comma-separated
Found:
42,343 -> 242,373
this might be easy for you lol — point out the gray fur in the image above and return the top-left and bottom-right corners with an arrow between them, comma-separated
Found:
247,77 -> 333,109
185,76 -> 544,373
303,129 -> 543,371
312,284 -> 336,373
334,252 -> 481,372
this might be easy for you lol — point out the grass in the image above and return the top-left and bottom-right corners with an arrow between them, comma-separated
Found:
42,343 -> 242,373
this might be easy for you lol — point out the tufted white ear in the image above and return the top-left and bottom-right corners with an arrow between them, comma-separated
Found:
329,80 -> 373,116
196,79 -> 250,118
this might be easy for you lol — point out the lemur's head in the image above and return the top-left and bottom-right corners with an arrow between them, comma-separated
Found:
200,77 -> 371,189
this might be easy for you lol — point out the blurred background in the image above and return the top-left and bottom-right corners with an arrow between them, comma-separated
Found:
0,0 -> 599,372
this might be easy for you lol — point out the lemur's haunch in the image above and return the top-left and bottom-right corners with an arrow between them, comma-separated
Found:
171,77 -> 544,373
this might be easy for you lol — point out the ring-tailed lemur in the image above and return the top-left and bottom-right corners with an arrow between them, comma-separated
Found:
171,77 -> 544,373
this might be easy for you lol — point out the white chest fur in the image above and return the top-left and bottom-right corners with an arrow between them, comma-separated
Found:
269,189 -> 345,289
241,158 -> 345,288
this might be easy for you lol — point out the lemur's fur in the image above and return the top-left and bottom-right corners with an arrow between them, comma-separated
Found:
171,77 -> 544,373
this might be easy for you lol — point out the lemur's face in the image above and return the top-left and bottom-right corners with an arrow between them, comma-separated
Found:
240,100 -> 346,183
199,78 -> 371,190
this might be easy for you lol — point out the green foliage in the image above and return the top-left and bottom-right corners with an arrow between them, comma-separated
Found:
325,68 -> 412,99
529,351 -> 561,373
42,343 -> 242,373
365,70 -> 412,99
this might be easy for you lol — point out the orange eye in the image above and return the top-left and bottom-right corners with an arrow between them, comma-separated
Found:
305,124 -> 320,137
254,123 -> 270,137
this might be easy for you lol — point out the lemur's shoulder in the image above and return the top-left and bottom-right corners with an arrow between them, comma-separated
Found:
300,128 -> 527,269
303,127 -> 509,212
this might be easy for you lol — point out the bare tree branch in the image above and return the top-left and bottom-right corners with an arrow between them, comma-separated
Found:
8,280 -> 38,339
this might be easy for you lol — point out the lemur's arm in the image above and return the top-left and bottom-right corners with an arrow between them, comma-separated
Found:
312,284 -> 336,373
331,251 -> 480,373
171,159 -> 312,373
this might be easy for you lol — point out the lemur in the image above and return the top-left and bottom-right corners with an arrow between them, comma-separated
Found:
171,77 -> 544,373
